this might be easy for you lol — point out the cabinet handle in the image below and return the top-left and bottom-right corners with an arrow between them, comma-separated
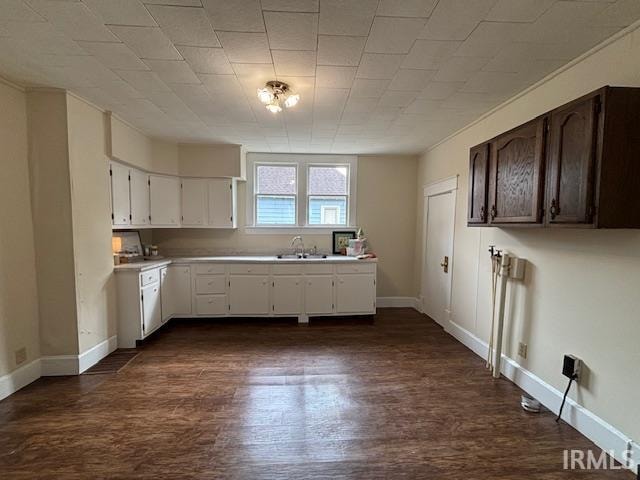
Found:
490,205 -> 497,221
480,205 -> 486,221
550,199 -> 559,219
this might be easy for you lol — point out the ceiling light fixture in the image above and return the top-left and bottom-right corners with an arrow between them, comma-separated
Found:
257,81 -> 299,113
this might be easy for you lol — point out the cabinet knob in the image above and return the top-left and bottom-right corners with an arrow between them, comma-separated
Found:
480,205 -> 486,222
550,199 -> 559,219
490,205 -> 497,221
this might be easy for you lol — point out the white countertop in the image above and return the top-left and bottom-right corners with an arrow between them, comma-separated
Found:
114,255 -> 377,272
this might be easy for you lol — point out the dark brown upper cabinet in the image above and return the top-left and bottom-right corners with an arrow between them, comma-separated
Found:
487,117 -> 547,225
468,143 -> 490,225
467,86 -> 640,229
545,91 -> 600,226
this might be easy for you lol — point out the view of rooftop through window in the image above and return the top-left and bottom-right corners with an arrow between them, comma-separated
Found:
255,164 -> 297,225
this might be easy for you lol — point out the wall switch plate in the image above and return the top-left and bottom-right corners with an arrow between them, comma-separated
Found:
15,347 -> 27,366
509,257 -> 527,280
518,342 -> 528,359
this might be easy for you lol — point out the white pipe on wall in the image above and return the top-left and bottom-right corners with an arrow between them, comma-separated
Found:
493,253 -> 510,379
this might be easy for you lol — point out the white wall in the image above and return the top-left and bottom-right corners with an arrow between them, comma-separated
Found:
0,80 -> 40,377
416,25 -> 640,442
66,94 -> 117,354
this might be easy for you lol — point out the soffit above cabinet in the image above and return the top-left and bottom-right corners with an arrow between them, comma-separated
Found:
1,1 -> 640,154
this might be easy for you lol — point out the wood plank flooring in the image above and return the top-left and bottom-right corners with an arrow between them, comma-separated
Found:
0,309 -> 632,479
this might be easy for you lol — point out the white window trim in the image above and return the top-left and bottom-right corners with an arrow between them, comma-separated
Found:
245,153 -> 357,234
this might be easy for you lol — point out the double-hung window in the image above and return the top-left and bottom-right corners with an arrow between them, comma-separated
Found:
249,154 -> 356,230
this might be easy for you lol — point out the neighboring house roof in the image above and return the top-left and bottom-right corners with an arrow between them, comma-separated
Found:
257,164 -> 348,196
309,166 -> 347,195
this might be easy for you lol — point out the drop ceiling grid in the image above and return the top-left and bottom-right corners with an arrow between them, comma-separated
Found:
0,0 -> 638,153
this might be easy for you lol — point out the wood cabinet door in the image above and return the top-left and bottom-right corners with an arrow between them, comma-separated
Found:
468,143 -> 490,224
149,175 -> 181,227
229,275 -> 270,315
335,274 -> 376,314
129,168 -> 149,227
272,276 -> 303,315
545,95 -> 599,225
208,178 -> 233,228
110,162 -> 130,226
488,117 -> 546,224
304,275 -> 334,315
181,178 -> 207,226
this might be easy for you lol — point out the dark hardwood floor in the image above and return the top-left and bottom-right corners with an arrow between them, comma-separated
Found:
0,309 -> 631,479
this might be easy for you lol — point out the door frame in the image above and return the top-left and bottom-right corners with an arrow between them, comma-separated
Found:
420,175 -> 458,326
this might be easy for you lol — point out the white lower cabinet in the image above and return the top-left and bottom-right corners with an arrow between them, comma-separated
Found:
195,295 -> 227,315
161,265 -> 192,321
229,275 -> 270,315
273,276 -> 303,315
142,282 -> 162,335
336,274 -> 376,314
304,275 -> 334,315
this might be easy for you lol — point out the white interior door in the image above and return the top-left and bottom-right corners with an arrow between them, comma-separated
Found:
422,189 -> 456,327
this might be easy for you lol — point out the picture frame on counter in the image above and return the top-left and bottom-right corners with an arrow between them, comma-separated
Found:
332,231 -> 356,255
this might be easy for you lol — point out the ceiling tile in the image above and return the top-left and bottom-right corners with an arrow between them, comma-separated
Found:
264,12 -> 318,51
418,0 -> 498,40
109,26 -> 181,59
485,0 -> 555,23
201,0 -> 264,32
461,70 -> 522,94
344,96 -> 378,112
146,5 -> 220,47
350,78 -> 390,97
115,69 -> 171,93
454,21 -> 523,58
365,17 -> 426,54
232,63 -> 276,83
77,41 -> 149,71
144,59 -> 201,84
317,35 -> 366,66
217,31 -> 271,63
272,50 -> 316,76
316,65 -> 356,88
319,0 -> 378,36
2,0 -> 45,22
82,0 -> 157,26
143,0 -> 202,6
433,56 -> 490,82
177,46 -> 233,74
26,0 -> 120,42
378,90 -> 418,107
595,0 -> 640,27
356,54 -> 404,79
262,0 -> 319,12
388,69 -> 435,91
199,73 -> 244,98
417,81 -> 463,100
376,0 -> 438,17
402,40 -> 460,69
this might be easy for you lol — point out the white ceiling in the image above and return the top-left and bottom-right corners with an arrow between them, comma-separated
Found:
1,0 -> 639,154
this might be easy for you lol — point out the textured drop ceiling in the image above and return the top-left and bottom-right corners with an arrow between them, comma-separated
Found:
1,0 -> 639,154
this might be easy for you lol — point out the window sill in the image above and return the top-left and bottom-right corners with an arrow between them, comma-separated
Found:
244,226 -> 356,235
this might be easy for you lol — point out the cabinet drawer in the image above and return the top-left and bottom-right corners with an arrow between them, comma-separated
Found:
336,263 -> 376,274
228,264 -> 269,275
304,264 -> 334,275
194,264 -> 225,275
272,264 -> 303,275
140,269 -> 160,286
195,275 -> 226,294
195,295 -> 227,315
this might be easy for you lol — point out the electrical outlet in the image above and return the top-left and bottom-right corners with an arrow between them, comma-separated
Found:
563,354 -> 581,380
518,342 -> 528,359
15,347 -> 27,366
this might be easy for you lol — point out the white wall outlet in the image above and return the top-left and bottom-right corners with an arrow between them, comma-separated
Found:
518,342 -> 528,359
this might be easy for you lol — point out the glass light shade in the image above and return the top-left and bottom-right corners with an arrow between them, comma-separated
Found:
266,102 -> 282,113
284,93 -> 300,108
257,88 -> 273,104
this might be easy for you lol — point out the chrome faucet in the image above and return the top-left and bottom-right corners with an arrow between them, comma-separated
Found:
290,236 -> 305,258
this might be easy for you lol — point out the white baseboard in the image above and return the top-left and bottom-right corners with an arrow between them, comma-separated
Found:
376,296 -> 420,309
0,359 -> 42,401
78,335 -> 118,374
445,320 -> 636,474
41,335 -> 118,376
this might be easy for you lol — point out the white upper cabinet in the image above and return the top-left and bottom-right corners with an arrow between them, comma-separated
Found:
181,178 -> 207,226
110,162 -> 130,227
129,168 -> 150,227
208,178 -> 236,228
149,174 -> 181,227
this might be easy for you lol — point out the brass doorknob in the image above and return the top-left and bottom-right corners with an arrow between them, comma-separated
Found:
440,256 -> 449,273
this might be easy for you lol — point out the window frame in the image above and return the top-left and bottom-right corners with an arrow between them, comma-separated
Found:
246,153 -> 357,234
307,163 -> 350,227
254,162 -> 298,227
